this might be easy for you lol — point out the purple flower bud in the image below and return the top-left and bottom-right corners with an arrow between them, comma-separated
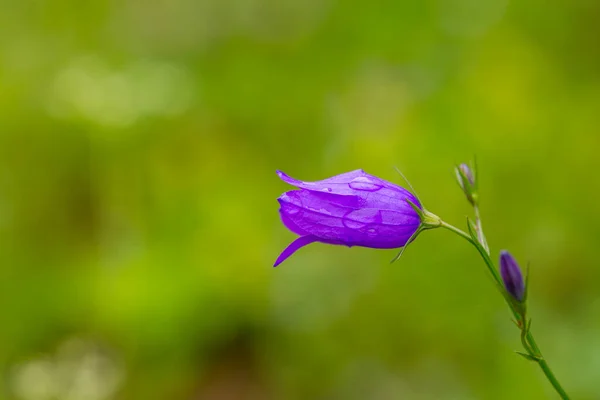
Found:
499,250 -> 525,302
455,163 -> 477,206
459,163 -> 474,186
274,170 -> 422,267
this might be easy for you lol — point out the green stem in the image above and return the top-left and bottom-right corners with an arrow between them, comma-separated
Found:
474,205 -> 489,253
439,220 -> 570,399
526,331 -> 570,399
439,222 -> 502,287
438,221 -> 472,244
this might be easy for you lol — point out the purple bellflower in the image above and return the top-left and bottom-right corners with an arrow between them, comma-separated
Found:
274,169 -> 423,267
499,250 -> 525,302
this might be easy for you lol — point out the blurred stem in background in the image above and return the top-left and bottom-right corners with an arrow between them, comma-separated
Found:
444,162 -> 570,399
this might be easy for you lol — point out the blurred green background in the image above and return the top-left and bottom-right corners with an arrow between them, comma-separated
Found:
1,0 -> 599,399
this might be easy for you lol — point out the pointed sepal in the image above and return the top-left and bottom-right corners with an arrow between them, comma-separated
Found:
390,226 -> 425,263
516,351 -> 539,362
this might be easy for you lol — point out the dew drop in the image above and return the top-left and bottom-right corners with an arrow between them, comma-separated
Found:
348,176 -> 383,192
366,227 -> 377,237
285,205 -> 301,215
343,218 -> 367,230
342,210 -> 369,230
321,187 -> 332,192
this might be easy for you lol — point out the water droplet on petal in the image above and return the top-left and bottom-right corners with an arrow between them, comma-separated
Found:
342,209 -> 382,232
286,205 -> 301,215
321,187 -> 332,192
348,176 -> 383,192
342,211 -> 368,230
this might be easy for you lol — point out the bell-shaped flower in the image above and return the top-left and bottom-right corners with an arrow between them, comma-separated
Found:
274,169 -> 423,266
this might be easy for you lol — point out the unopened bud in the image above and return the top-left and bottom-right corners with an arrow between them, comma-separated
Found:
499,250 -> 525,302
455,163 -> 477,206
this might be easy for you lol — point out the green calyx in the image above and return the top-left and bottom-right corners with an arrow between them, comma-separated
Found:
406,199 -> 442,230
390,200 -> 442,263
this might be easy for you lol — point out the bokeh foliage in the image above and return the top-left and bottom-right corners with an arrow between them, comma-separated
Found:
1,0 -> 599,399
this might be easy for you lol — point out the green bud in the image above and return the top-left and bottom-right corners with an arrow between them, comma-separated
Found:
455,163 -> 477,206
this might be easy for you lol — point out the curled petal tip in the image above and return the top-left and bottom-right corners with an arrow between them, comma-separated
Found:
276,170 -> 292,181
276,170 -> 303,186
275,170 -> 288,181
273,235 -> 319,267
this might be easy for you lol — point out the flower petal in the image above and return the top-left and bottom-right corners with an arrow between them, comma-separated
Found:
273,235 -> 319,267
276,169 -> 366,194
276,170 -> 421,210
278,190 -> 354,241
279,209 -> 307,236
278,190 -> 419,247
